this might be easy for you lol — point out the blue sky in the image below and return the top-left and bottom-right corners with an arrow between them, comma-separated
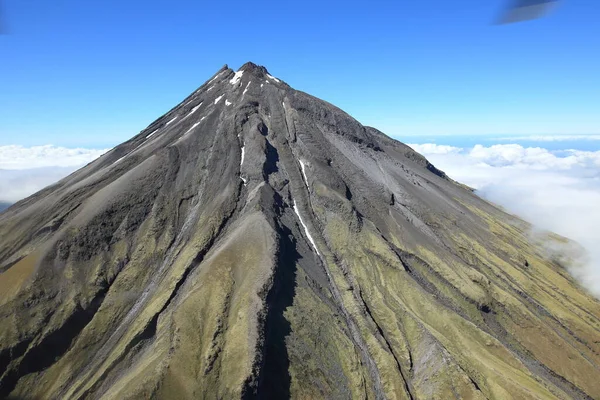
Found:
1,0 -> 599,148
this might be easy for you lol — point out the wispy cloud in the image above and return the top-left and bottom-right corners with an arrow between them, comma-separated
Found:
0,145 -> 108,170
410,142 -> 600,297
492,134 -> 600,142
406,143 -> 461,155
0,167 -> 78,203
0,145 -> 108,203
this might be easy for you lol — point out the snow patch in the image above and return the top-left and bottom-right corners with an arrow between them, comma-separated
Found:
229,70 -> 244,85
299,159 -> 309,184
190,103 -> 202,114
293,201 -> 321,256
214,95 -> 224,104
265,80 -> 270,84
243,81 -> 251,96
207,71 -> 223,84
184,121 -> 201,136
181,103 -> 203,122
260,84 -> 264,88
207,86 -> 214,92
225,99 -> 232,106
239,141 -> 246,184
145,129 -> 158,139
173,119 -> 205,145
267,74 -> 280,83
166,116 -> 178,125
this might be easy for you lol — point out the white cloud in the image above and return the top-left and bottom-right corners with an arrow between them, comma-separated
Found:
468,144 -> 600,169
0,145 -> 108,170
493,135 -> 600,142
0,168 -> 77,203
412,143 -> 600,297
407,143 -> 461,155
0,145 -> 108,203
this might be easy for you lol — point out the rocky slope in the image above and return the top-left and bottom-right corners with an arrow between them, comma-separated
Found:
0,62 -> 599,400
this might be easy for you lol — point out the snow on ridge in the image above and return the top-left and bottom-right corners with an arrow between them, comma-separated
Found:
180,101 -> 204,120
225,100 -> 232,106
239,139 -> 246,184
181,104 -> 203,122
299,159 -> 309,185
243,81 -> 251,96
173,119 -> 203,145
184,121 -> 201,135
294,158 -> 320,255
166,116 -> 178,125
207,71 -> 223,84
190,102 -> 202,114
293,201 -> 321,256
229,70 -> 244,85
214,95 -> 224,104
146,129 -> 158,139
110,153 -> 131,167
267,74 -> 280,83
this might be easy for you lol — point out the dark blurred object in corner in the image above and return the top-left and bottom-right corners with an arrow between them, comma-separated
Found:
497,0 -> 558,24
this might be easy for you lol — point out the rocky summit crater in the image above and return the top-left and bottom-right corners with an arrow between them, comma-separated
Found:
0,62 -> 599,400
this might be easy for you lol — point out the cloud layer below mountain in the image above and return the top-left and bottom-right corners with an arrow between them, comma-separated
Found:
409,142 -> 600,297
0,145 -> 108,203
0,145 -> 108,170
492,134 -> 600,142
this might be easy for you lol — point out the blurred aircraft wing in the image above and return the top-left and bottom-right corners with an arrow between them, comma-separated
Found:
498,0 -> 558,24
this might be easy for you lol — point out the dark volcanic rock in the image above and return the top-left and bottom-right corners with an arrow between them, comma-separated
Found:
0,63 -> 599,400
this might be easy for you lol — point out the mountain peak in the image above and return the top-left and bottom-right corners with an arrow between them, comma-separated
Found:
238,61 -> 269,77
1,63 -> 599,400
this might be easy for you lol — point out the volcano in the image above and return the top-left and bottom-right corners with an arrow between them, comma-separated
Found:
0,62 -> 599,400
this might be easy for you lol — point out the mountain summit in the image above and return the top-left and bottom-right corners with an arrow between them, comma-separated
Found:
1,63 -> 599,399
